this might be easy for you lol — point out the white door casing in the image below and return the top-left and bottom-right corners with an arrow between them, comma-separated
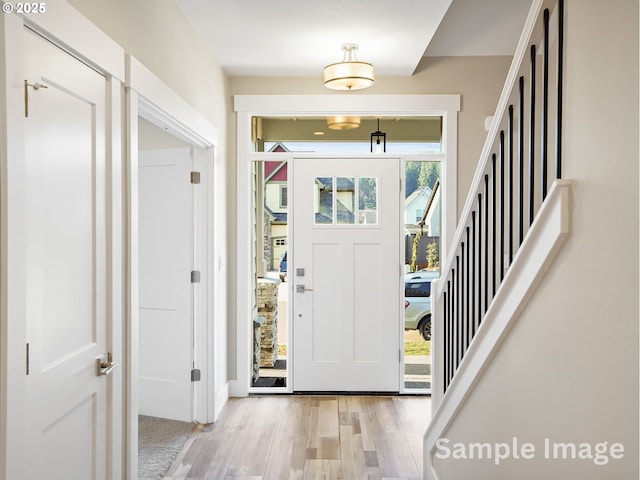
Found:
126,55 -> 221,479
139,147 -> 195,422
292,157 -> 401,392
22,27 -> 115,479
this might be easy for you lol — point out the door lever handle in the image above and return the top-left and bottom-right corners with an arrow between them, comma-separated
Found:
296,284 -> 313,293
96,353 -> 119,376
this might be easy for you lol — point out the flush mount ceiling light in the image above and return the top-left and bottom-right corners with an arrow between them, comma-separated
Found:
327,115 -> 361,130
323,43 -> 374,91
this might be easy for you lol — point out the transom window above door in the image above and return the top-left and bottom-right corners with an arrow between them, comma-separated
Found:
254,116 -> 443,155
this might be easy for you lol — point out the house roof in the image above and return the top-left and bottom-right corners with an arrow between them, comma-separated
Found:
265,160 -> 287,182
316,177 -> 355,191
268,142 -> 289,153
418,179 -> 440,226
265,205 -> 287,223
405,185 -> 432,208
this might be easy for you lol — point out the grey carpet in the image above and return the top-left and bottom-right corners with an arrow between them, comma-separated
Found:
138,415 -> 196,480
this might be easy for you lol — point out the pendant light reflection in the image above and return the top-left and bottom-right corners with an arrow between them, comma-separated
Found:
327,115 -> 361,130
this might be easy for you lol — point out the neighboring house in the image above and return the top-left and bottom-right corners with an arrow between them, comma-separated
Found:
314,177 -> 356,223
405,185 -> 433,230
419,179 -> 440,237
405,181 -> 441,269
264,144 -> 289,269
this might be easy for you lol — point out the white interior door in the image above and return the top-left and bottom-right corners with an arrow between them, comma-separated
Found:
292,157 -> 401,391
23,28 -> 115,479
139,147 -> 194,422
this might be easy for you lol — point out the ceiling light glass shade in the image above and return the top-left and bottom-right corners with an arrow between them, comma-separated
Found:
327,115 -> 361,130
324,44 -> 374,91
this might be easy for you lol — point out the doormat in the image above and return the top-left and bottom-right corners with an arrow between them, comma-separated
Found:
252,376 -> 286,387
138,415 -> 196,479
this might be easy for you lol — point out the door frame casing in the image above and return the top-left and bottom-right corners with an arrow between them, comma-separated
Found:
233,94 -> 460,397
125,54 -> 221,480
0,5 -> 125,479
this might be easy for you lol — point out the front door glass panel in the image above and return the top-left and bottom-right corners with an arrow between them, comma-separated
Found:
314,176 -> 378,226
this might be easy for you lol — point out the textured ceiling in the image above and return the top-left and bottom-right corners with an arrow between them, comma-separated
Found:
176,0 -> 532,78
176,0 -> 453,77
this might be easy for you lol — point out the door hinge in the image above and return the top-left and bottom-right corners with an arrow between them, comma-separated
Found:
191,368 -> 201,382
399,349 -> 402,363
191,270 -> 201,283
26,343 -> 30,375
190,171 -> 201,184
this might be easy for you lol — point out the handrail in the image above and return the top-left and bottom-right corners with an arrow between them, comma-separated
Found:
434,0 -> 565,397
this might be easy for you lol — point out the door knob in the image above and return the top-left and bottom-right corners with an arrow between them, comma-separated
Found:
96,352 -> 119,376
296,284 -> 313,293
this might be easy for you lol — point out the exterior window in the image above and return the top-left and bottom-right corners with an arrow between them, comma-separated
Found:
280,185 -> 288,208
416,209 -> 423,222
275,239 -> 286,246
405,280 -> 431,297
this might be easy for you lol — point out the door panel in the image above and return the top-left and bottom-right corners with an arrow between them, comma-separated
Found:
139,147 -> 194,422
353,243 -> 383,362
23,28 -> 110,479
293,158 -> 401,392
311,243 -> 341,363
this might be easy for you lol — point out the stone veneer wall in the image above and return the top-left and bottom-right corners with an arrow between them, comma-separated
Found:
252,316 -> 263,382
263,211 -> 272,273
257,278 -> 280,367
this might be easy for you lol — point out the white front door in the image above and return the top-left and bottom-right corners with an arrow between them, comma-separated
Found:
139,147 -> 195,422
292,157 -> 401,391
23,28 -> 117,479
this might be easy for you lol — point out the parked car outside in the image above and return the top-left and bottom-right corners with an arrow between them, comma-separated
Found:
279,251 -> 287,281
404,270 -> 440,341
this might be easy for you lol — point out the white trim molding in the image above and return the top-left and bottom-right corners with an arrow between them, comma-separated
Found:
234,94 -> 460,115
13,0 -> 125,80
126,55 -> 218,148
124,54 -> 223,478
425,179 -> 571,480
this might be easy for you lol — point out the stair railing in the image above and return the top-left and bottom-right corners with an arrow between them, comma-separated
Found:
435,0 -> 565,396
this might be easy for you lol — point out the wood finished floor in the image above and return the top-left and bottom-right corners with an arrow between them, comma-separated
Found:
164,395 -> 431,480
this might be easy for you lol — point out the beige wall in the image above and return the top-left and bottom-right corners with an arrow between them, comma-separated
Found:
67,0 -> 229,130
432,0 -> 639,477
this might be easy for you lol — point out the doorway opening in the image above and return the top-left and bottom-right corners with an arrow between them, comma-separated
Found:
137,117 -> 202,477
249,119 -> 443,394
234,94 -> 460,397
